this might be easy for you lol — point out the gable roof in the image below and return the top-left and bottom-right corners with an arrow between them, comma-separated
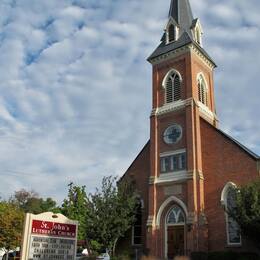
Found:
216,128 -> 259,160
120,141 -> 150,181
202,119 -> 259,160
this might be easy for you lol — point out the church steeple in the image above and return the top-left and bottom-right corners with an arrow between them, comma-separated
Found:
148,0 -> 216,68
168,0 -> 194,38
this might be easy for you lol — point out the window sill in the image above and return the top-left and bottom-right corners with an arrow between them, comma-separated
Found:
155,171 -> 192,184
151,99 -> 190,116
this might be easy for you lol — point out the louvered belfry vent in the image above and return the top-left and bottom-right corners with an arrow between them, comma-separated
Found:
165,72 -> 181,104
174,75 -> 181,101
166,77 -> 173,103
198,75 -> 208,106
168,24 -> 176,42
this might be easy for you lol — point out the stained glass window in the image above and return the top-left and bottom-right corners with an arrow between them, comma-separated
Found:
167,205 -> 185,225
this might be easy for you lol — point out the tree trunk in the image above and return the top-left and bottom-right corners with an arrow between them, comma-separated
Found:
112,238 -> 118,257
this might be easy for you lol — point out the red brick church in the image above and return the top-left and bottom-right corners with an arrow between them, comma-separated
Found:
121,0 -> 260,258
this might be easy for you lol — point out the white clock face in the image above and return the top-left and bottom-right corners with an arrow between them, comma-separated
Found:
163,124 -> 182,144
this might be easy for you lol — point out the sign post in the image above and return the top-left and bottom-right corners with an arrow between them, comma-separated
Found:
21,212 -> 78,260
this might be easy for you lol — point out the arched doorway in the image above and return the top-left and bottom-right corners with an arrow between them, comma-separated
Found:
165,205 -> 185,259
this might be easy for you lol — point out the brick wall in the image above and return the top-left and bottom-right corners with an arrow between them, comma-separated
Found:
200,118 -> 259,252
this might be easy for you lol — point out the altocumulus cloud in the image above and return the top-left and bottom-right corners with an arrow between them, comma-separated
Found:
0,0 -> 259,202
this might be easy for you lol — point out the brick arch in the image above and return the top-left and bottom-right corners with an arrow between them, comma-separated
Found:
156,196 -> 188,228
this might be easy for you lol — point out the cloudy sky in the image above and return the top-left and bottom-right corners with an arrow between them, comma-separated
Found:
0,0 -> 259,202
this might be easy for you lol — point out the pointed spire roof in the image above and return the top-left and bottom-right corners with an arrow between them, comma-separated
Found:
148,0 -> 216,67
168,0 -> 194,37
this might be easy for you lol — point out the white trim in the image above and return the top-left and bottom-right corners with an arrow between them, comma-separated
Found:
160,148 -> 186,157
162,69 -> 183,89
156,196 -> 188,228
156,171 -> 193,184
192,19 -> 203,46
149,44 -> 215,69
198,101 -> 215,120
220,182 -> 237,206
146,215 -> 154,227
165,19 -> 179,44
197,72 -> 208,106
151,98 -> 192,117
196,72 -> 208,89
163,124 -> 183,145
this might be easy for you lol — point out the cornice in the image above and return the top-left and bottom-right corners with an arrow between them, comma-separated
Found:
149,170 -> 204,185
151,98 -> 192,117
149,171 -> 193,185
148,43 -> 216,71
195,100 -> 219,123
156,171 -> 193,185
189,44 -> 216,69
160,148 -> 186,158
149,45 -> 190,65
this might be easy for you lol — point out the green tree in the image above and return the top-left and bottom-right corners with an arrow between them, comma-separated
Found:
230,180 -> 260,247
0,201 -> 24,250
86,176 -> 137,256
61,183 -> 88,241
11,189 -> 58,214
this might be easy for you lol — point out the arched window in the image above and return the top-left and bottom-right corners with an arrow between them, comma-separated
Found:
164,71 -> 182,104
132,199 -> 143,245
167,205 -> 185,225
197,74 -> 208,106
168,24 -> 176,42
221,183 -> 241,245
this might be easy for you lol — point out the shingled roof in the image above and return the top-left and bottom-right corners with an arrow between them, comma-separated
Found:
168,0 -> 194,38
148,0 -> 216,66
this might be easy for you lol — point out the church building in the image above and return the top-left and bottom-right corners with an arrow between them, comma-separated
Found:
121,0 -> 260,258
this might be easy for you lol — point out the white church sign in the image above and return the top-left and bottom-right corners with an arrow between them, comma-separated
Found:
21,212 -> 78,260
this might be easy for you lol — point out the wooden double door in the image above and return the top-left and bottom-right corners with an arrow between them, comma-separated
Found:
167,225 -> 185,259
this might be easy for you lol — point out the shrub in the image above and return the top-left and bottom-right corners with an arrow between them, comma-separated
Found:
191,251 -> 260,260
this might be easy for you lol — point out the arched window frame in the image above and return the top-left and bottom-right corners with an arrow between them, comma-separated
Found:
197,73 -> 208,106
221,182 -> 242,246
156,195 -> 188,227
166,205 -> 186,226
162,69 -> 183,104
192,19 -> 203,46
166,19 -> 179,44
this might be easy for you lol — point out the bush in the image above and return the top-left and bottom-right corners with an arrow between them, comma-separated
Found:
191,251 -> 260,260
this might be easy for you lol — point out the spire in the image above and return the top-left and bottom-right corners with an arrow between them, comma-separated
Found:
148,0 -> 216,67
168,0 -> 194,36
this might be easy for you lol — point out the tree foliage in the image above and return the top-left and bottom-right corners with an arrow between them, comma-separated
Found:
86,176 -> 137,255
230,180 -> 260,247
11,189 -> 58,214
61,183 -> 88,241
0,201 -> 24,250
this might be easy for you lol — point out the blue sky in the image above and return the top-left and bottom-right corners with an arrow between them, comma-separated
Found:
0,0 -> 259,202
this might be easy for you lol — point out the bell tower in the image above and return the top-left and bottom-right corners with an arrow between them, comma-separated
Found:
146,0 -> 218,257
